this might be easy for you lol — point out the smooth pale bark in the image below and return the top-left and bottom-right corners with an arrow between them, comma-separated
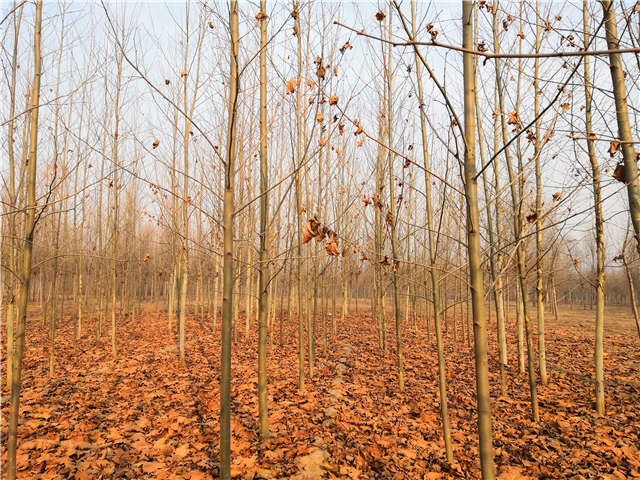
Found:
257,0 -> 270,441
294,1 -> 305,390
492,0 -> 538,421
385,4 -> 405,390
178,9 -> 205,364
49,179 -> 62,377
220,1 -> 239,477
407,0 -> 453,460
491,6 -> 525,375
584,0 -> 606,414
374,113 -> 386,351
168,105 -> 179,332
551,274 -> 560,324
534,0 -> 548,387
7,1 -> 42,477
478,84 -> 507,397
6,1 -> 24,390
49,5 -> 70,376
111,36 -> 124,360
462,2 -> 495,478
600,1 -> 640,257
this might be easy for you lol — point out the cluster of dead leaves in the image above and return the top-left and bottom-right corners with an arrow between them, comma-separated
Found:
302,215 -> 340,255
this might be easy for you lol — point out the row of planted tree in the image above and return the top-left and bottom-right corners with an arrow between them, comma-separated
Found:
3,0 -> 640,479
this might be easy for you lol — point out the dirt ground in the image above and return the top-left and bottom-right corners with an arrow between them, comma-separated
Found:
1,302 -> 639,479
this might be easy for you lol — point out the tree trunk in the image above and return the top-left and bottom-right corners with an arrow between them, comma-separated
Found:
257,0 -> 270,440
584,0 -> 606,414
463,2 -> 495,478
601,0 -> 640,257
533,0 -> 548,387
7,2 -> 42,477
384,3 -> 404,390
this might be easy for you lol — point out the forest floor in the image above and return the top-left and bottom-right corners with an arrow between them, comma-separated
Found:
1,304 -> 639,479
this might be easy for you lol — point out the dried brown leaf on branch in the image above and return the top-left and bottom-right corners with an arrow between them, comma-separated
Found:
507,111 -> 520,126
303,216 -> 319,243
609,140 -> 621,157
526,212 -> 537,224
339,42 -> 353,54
326,232 -> 339,256
354,121 -> 363,136
315,225 -> 327,242
255,11 -> 268,20
526,129 -> 536,143
373,193 -> 383,210
286,78 -> 297,94
329,96 -> 338,106
316,113 -> 324,123
152,139 -> 160,149
376,10 -> 386,22
613,163 -> 626,183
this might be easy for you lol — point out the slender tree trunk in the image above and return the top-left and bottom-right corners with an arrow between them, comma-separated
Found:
257,0 -> 270,440
294,1 -> 306,389
220,1 -> 239,477
111,33 -> 124,361
403,0 -> 453,459
584,0 -> 606,413
7,2 -> 42,477
601,0 -> 640,257
492,0 -> 538,419
534,0 -> 548,387
463,2 -> 495,478
478,78 -> 507,397
384,3 -> 404,390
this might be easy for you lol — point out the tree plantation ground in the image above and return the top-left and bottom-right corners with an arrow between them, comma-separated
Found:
2,304 -> 638,479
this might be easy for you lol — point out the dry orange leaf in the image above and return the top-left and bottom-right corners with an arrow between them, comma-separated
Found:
286,78 -> 297,94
